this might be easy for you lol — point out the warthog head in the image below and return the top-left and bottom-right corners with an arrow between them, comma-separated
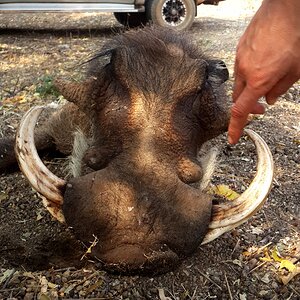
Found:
13,27 -> 273,274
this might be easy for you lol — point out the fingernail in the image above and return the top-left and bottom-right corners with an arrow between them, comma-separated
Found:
228,136 -> 234,145
266,96 -> 277,105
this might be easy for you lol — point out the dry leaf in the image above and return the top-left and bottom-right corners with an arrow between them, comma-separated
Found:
0,269 -> 15,285
158,288 -> 172,300
40,294 -> 51,300
280,267 -> 300,285
4,95 -> 26,104
242,251 -> 252,257
271,248 -> 283,262
260,248 -> 297,273
40,276 -> 48,294
239,293 -> 247,300
47,282 -> 58,289
36,211 -> 44,221
84,279 -> 104,296
251,227 -> 264,235
0,192 -> 8,202
261,273 -> 271,284
64,283 -> 77,294
271,249 -> 296,272
210,184 -> 240,201
23,271 -> 36,279
260,248 -> 272,262
279,260 -> 296,272
232,259 -> 242,267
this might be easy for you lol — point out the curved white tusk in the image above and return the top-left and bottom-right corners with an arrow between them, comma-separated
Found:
15,105 -> 66,222
41,195 -> 65,223
201,218 -> 247,245
208,129 -> 274,230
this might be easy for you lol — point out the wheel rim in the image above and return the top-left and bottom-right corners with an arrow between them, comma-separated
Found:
162,0 -> 187,26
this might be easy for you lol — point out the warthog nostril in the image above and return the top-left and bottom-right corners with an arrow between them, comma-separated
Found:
177,158 -> 203,184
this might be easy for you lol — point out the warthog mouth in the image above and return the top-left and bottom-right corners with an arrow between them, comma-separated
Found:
15,104 -> 274,273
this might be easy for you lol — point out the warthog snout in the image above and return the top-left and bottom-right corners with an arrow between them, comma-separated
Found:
62,164 -> 212,273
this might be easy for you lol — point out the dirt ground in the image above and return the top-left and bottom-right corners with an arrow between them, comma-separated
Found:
0,2 -> 299,299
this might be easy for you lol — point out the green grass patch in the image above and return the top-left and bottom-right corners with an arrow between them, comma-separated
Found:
36,75 -> 60,97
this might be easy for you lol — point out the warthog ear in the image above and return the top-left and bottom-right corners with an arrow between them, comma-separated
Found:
206,60 -> 229,87
54,77 -> 97,111
54,49 -> 117,111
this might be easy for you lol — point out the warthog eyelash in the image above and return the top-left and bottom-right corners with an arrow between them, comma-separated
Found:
78,48 -> 115,68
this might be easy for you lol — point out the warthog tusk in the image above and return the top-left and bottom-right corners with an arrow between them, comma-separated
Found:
15,105 -> 66,223
201,129 -> 274,244
201,216 -> 252,245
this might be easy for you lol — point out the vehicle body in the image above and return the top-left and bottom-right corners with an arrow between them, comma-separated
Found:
0,0 -> 225,30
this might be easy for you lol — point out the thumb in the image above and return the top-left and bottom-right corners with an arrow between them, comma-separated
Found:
266,73 -> 299,105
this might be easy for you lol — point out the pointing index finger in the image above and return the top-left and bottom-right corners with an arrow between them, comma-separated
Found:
228,86 -> 262,144
232,74 -> 246,103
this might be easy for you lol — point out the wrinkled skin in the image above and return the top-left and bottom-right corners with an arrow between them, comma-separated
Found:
0,27 -> 230,274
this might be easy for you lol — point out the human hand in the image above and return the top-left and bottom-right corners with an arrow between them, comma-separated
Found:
228,0 -> 300,144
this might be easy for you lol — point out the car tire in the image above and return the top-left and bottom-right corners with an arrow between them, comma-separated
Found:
146,0 -> 195,30
114,12 -> 149,28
